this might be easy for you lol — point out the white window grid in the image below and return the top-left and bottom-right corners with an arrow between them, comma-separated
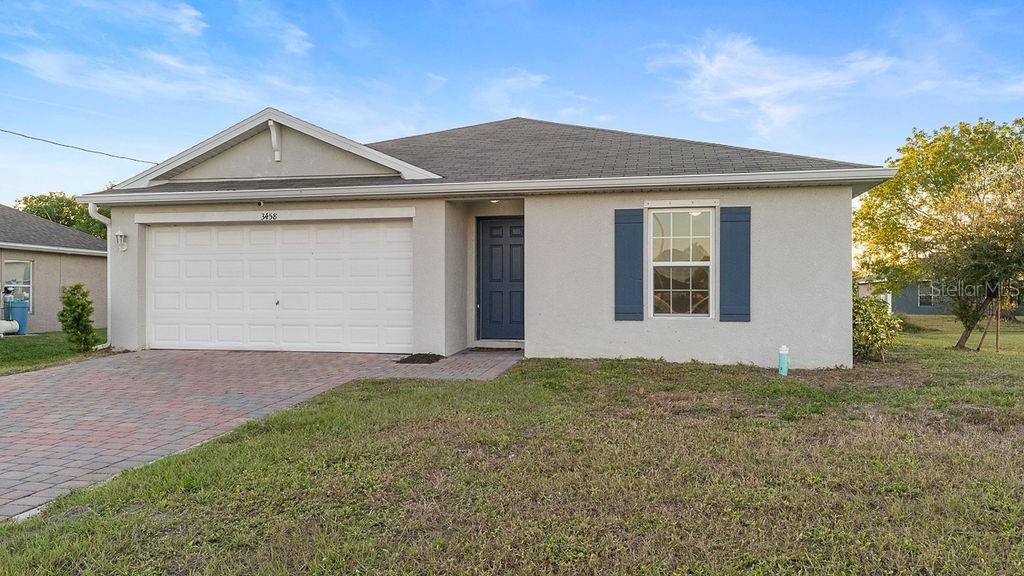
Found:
648,207 -> 715,318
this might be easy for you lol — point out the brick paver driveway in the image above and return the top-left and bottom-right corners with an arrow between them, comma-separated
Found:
0,349 -> 521,519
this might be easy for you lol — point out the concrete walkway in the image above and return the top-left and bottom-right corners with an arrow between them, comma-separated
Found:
0,348 -> 522,519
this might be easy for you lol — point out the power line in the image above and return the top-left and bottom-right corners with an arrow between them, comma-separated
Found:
0,127 -> 158,164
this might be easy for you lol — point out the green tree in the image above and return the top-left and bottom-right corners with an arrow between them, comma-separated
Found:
854,118 -> 1024,348
15,191 -> 109,239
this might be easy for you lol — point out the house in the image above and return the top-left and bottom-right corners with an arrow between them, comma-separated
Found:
890,281 -> 1023,317
80,108 -> 894,368
1,204 -> 107,333
856,276 -> 892,311
891,281 -> 942,315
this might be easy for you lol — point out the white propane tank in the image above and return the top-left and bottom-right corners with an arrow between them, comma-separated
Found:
0,319 -> 19,336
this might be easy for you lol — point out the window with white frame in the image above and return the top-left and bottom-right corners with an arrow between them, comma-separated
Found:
3,260 -> 32,313
650,208 -> 713,316
918,281 -> 936,307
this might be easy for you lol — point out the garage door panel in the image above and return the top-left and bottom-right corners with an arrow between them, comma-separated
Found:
281,325 -> 311,344
247,324 -> 277,344
349,325 -> 380,346
215,325 -> 244,344
183,292 -> 211,311
314,292 -> 344,311
184,229 -> 213,247
281,260 -> 311,278
314,258 -> 344,278
383,292 -> 414,311
184,260 -> 212,279
182,324 -> 212,343
279,292 -> 310,311
148,220 -> 414,353
153,260 -> 179,280
349,292 -> 378,311
382,258 -> 413,278
245,291 -> 277,311
152,292 -> 180,311
216,228 -> 244,247
248,260 -> 277,278
384,326 -> 414,346
151,324 -> 179,344
248,229 -> 277,246
314,325 -> 345,344
152,228 -> 181,248
216,260 -> 244,279
215,292 -> 244,311
313,226 -> 344,245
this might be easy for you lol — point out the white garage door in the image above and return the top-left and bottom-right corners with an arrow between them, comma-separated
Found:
146,220 -> 414,352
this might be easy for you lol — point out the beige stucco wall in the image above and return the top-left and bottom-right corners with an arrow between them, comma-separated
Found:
523,186 -> 854,368
1,248 -> 107,333
171,126 -> 397,181
105,186 -> 853,367
443,201 -> 468,355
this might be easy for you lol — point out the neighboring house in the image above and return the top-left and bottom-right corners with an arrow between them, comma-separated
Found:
80,108 -> 894,368
0,204 -> 107,333
891,281 -> 1024,316
892,281 -> 942,315
856,276 -> 892,311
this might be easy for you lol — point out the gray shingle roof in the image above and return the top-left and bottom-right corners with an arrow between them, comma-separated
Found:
93,117 -> 875,196
0,204 -> 107,252
369,117 -> 872,181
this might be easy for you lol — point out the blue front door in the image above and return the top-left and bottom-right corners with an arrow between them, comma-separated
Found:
478,217 -> 525,340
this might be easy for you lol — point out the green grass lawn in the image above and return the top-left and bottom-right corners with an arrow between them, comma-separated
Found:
2,318 -> 1024,574
0,330 -> 108,376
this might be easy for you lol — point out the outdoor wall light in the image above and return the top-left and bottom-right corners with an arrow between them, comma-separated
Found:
114,229 -> 128,252
490,199 -> 500,203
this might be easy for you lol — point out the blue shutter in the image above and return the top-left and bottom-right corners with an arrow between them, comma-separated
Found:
614,208 -> 644,320
719,207 -> 751,322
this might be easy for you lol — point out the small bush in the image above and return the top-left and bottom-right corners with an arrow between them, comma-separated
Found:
853,294 -> 902,361
58,283 -> 99,352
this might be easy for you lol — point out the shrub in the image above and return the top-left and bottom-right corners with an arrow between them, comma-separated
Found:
853,294 -> 903,361
58,283 -> 99,352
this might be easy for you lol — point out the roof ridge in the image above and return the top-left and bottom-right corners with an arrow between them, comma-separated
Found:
367,117 -> 529,146
499,117 -> 876,168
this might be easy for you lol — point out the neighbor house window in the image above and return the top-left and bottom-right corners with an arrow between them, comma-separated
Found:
3,260 -> 32,313
651,208 -> 713,316
918,281 -> 936,307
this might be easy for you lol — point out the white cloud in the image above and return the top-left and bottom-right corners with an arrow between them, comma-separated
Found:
236,0 -> 313,56
424,72 -> 447,93
278,24 -> 313,56
474,69 -> 548,116
164,2 -> 206,35
75,0 -> 207,36
648,34 -> 895,135
557,106 -> 583,119
650,29 -> 1024,136
327,2 -> 381,49
3,48 -> 256,104
0,47 -> 421,143
472,70 -> 615,123
0,23 -> 43,39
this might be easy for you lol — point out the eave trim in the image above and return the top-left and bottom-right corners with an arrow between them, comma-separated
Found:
83,167 -> 897,206
0,242 -> 107,256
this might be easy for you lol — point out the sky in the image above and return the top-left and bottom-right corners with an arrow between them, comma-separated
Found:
1,0 -> 1023,206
